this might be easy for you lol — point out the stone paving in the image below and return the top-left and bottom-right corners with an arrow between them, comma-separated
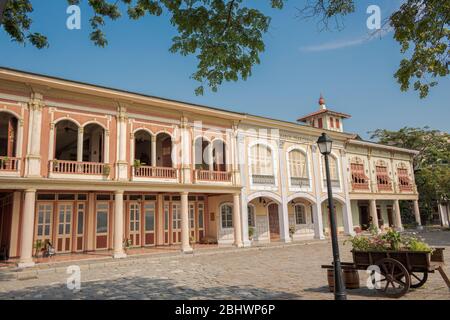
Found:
0,230 -> 449,300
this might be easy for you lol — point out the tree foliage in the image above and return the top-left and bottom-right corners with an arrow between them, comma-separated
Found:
370,127 -> 450,222
0,0 -> 448,97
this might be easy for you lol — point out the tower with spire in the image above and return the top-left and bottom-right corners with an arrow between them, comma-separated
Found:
297,94 -> 351,133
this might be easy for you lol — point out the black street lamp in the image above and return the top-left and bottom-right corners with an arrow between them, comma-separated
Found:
317,133 -> 347,300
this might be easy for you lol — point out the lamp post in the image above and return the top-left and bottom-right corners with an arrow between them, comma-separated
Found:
317,133 -> 347,300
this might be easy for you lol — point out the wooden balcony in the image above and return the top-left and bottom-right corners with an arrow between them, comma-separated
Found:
134,166 -> 178,179
377,183 -> 393,192
352,182 -> 370,190
50,160 -> 109,176
399,184 -> 414,192
195,170 -> 232,182
0,157 -> 20,172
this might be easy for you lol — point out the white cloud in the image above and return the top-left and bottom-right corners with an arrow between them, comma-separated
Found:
299,28 -> 392,52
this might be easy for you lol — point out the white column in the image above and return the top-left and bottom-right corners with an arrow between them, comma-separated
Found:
394,199 -> 403,231
237,132 -> 250,246
151,135 -> 157,167
113,190 -> 126,258
233,193 -> 243,247
180,118 -> 191,183
77,127 -> 84,162
278,141 -> 291,243
370,199 -> 379,230
116,106 -> 128,181
180,192 -> 193,253
18,189 -> 36,268
340,149 -> 354,235
208,143 -> 214,171
311,145 -> 325,239
413,200 -> 423,229
25,94 -> 43,177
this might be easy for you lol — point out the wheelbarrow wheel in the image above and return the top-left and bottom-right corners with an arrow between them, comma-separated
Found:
375,258 -> 411,298
409,271 -> 428,288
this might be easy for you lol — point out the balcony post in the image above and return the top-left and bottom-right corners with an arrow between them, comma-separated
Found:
413,200 -> 423,229
394,199 -> 403,231
25,93 -> 44,177
18,189 -> 36,268
116,105 -> 128,181
77,127 -> 84,162
180,117 -> 191,184
277,140 -> 291,243
370,199 -> 379,230
151,135 -> 157,167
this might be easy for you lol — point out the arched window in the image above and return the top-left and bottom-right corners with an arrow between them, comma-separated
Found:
0,112 -> 18,157
322,154 -> 340,187
247,205 -> 255,227
288,149 -> 309,187
83,123 -> 104,163
156,133 -> 172,167
134,130 -> 152,166
194,137 -> 211,170
294,204 -> 306,225
212,140 -> 227,172
220,204 -> 233,229
55,120 -> 79,161
250,144 -> 274,185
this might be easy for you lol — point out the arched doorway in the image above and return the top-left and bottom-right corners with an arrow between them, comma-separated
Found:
321,198 -> 345,236
268,203 -> 280,241
83,123 -> 104,163
134,130 -> 152,166
55,120 -> 78,161
156,133 -> 172,167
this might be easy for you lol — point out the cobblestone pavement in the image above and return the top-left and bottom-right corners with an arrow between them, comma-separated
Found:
0,230 -> 449,300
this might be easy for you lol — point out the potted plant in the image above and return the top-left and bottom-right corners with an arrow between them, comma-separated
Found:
248,226 -> 255,241
289,226 -> 296,240
133,159 -> 142,169
123,238 -> 132,252
103,164 -> 111,176
189,236 -> 196,249
33,239 -> 43,258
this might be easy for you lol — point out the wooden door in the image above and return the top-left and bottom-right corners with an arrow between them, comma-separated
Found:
387,207 -> 394,227
143,202 -> 156,246
189,203 -> 196,241
172,203 -> 181,244
128,202 -> 141,247
95,202 -> 109,250
197,202 -> 205,241
56,203 -> 73,252
35,203 -> 53,245
162,138 -> 172,167
75,202 -> 85,252
268,203 -> 280,240
163,203 -> 170,244
7,118 -> 16,157
359,206 -> 370,230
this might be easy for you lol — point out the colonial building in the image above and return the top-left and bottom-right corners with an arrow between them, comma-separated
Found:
0,68 -> 421,268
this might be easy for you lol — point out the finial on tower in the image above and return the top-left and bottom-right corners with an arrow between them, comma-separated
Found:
318,93 -> 326,110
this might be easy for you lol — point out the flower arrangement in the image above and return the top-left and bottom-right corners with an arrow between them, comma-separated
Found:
345,228 -> 433,253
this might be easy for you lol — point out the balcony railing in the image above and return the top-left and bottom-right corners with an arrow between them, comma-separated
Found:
252,174 -> 276,185
0,157 -> 20,172
352,182 -> 370,190
50,160 -> 109,176
195,170 -> 232,182
134,166 -> 178,179
290,177 -> 310,188
377,183 -> 392,191
399,184 -> 414,192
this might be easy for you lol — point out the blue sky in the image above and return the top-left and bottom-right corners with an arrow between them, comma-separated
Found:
0,0 -> 449,139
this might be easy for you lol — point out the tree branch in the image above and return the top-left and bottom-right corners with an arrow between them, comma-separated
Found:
0,0 -> 9,25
